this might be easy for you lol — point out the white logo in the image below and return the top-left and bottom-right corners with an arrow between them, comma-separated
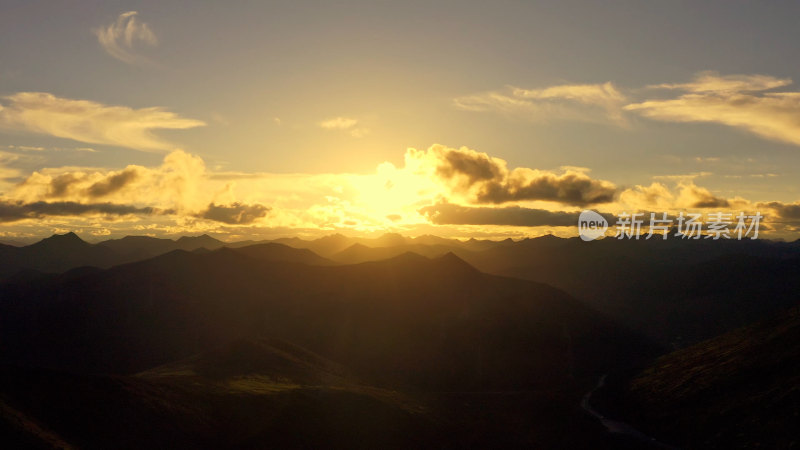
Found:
578,210 -> 608,241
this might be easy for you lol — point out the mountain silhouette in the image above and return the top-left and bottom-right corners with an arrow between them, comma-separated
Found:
231,243 -> 335,265
0,246 -> 656,389
0,232 -> 117,278
332,242 -> 463,264
2,231 -> 797,448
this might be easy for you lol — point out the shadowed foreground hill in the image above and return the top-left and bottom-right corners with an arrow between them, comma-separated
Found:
0,249 -> 657,390
0,336 -> 652,449
0,338 -> 439,450
622,305 -> 800,449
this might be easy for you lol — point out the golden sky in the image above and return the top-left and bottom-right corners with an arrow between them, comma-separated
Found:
2,3 -> 800,241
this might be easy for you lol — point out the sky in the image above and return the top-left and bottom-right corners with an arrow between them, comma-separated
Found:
2,0 -> 800,241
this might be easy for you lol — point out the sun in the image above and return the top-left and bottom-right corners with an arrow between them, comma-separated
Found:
349,161 -> 441,226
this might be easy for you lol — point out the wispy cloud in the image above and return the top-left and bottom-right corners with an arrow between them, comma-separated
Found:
454,82 -> 628,125
0,92 -> 205,151
94,11 -> 158,64
319,117 -> 369,137
648,72 -> 792,94
627,72 -> 800,146
455,73 -> 800,147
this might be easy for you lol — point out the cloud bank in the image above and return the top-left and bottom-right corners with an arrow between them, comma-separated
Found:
418,202 -> 593,227
0,200 -> 165,223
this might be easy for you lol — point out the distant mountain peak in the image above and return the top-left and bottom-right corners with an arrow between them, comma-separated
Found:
376,232 -> 407,245
321,233 -> 348,240
342,242 -> 371,252
177,233 -> 219,243
174,234 -> 224,251
36,231 -> 87,246
435,251 -> 478,272
384,251 -> 428,264
379,232 -> 404,238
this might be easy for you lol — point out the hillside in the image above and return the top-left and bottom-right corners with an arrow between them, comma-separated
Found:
450,235 -> 800,346
0,338 -> 438,449
622,305 -> 800,449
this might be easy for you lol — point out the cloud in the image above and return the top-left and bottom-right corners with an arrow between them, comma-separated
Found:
649,72 -> 792,94
319,117 -> 368,137
677,182 -> 730,208
454,82 -> 627,124
0,92 -> 205,151
757,201 -> 800,221
86,167 -> 140,197
5,150 -> 272,226
406,144 -> 617,206
618,182 -> 675,210
619,181 -> 732,210
0,200 -> 167,223
3,141 -> 792,239
196,202 -> 271,224
477,169 -> 617,205
25,167 -> 141,200
15,150 -> 207,211
418,202 -> 595,227
627,72 -> 800,146
94,11 -> 158,64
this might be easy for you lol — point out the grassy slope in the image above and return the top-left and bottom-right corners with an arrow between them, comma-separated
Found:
624,305 -> 800,449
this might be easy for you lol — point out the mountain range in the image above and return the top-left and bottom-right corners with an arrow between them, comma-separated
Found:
4,231 -> 800,346
1,231 -> 798,448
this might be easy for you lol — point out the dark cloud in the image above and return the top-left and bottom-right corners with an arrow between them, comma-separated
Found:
435,149 -> 504,186
758,201 -> 800,220
428,146 -> 616,206
86,168 -> 139,197
477,171 -> 617,205
419,202 -> 600,227
0,200 -> 166,223
48,173 -> 82,197
27,167 -> 140,199
691,197 -> 730,208
197,202 -> 270,225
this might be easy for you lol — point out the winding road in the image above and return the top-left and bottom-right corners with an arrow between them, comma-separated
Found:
581,374 -> 679,449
